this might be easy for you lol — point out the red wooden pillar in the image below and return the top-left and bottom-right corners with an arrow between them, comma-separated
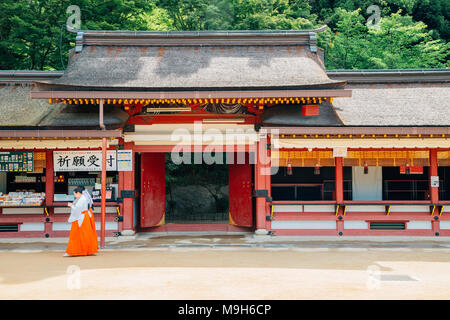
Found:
337,218 -> 344,235
255,135 -> 270,234
335,156 -> 344,203
432,219 -> 440,236
429,149 -> 439,204
264,135 -> 272,231
335,156 -> 344,235
117,169 -> 124,233
122,141 -> 135,233
45,150 -> 54,206
429,149 -> 440,236
45,150 -> 54,237
100,137 -> 107,248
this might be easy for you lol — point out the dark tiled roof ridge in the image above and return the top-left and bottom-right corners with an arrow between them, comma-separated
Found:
0,70 -> 64,84
67,25 -> 327,36
327,69 -> 450,83
69,26 -> 326,52
328,68 -> 449,72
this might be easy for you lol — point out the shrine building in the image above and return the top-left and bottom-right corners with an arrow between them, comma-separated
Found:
0,27 -> 449,238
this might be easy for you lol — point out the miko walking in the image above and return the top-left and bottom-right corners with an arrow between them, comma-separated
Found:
64,186 -> 98,257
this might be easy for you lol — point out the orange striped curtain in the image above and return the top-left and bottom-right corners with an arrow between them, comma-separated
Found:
438,151 -> 450,166
274,150 -> 431,167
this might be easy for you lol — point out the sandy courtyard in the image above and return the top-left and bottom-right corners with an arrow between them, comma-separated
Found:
0,235 -> 449,300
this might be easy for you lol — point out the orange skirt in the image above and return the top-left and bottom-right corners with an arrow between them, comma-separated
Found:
66,210 -> 98,256
88,207 -> 99,250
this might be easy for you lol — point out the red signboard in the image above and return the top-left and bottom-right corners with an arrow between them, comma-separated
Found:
399,166 -> 423,174
302,104 -> 319,116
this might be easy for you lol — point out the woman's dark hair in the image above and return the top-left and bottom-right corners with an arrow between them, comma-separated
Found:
73,186 -> 85,194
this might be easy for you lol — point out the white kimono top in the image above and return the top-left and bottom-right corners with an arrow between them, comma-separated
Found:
68,194 -> 91,227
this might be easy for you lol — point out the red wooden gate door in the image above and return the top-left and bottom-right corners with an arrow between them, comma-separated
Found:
228,162 -> 253,227
140,153 -> 165,228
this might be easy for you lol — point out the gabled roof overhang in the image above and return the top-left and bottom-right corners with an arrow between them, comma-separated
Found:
30,87 -> 352,100
31,26 -> 348,99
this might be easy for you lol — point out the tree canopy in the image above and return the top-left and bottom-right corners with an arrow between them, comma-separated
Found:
0,0 -> 448,70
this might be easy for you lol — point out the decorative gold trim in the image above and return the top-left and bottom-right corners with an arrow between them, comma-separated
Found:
156,213 -> 165,226
229,211 -> 237,226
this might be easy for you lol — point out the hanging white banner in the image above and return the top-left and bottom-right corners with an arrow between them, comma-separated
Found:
54,150 -> 117,172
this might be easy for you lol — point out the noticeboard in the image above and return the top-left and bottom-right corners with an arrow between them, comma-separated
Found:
117,150 -> 133,171
333,147 -> 348,157
431,176 -> 440,188
0,151 -> 34,172
53,150 -> 117,172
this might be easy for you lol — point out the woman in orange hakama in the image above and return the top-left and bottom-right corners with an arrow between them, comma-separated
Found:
83,187 -> 99,251
64,186 -> 98,257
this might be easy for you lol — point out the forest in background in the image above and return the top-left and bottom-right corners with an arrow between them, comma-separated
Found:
0,0 -> 448,70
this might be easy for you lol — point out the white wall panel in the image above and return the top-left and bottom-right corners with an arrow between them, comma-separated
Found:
272,205 -> 302,213
407,221 -> 432,229
303,205 -> 334,213
344,221 -> 368,229
20,223 -> 45,231
271,220 -> 336,229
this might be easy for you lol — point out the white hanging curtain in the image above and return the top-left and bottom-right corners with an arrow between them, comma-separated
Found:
352,166 -> 382,201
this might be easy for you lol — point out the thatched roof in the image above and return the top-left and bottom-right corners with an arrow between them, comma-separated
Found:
331,82 -> 450,126
40,28 -> 344,90
260,70 -> 450,127
1,67 -> 449,128
0,83 -> 128,128
0,84 -> 60,126
39,104 -> 128,129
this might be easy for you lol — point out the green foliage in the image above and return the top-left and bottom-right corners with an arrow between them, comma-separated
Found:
320,9 -> 449,69
0,0 -> 69,69
319,8 -> 369,69
368,12 -> 449,68
0,0 -> 152,70
0,0 -> 448,70
231,0 -> 316,30
154,0 -> 317,31
412,0 -> 450,40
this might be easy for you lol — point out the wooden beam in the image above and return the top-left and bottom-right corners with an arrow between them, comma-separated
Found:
30,89 -> 352,100
335,156 -> 344,203
429,149 -> 439,204
0,130 -> 121,138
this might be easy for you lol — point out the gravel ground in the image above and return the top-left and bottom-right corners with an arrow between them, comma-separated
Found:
0,235 -> 449,300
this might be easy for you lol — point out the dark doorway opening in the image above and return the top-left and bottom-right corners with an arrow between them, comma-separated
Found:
382,166 -> 430,200
165,153 -> 229,224
271,166 -> 352,201
439,166 -> 450,200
